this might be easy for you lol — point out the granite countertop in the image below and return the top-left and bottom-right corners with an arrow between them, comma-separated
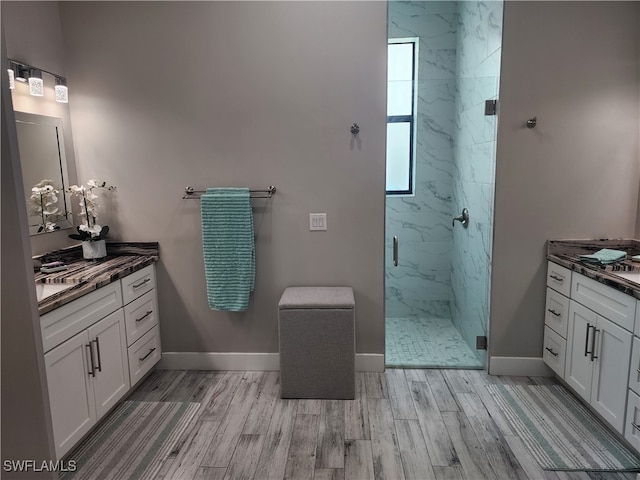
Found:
35,242 -> 159,315
547,239 -> 640,300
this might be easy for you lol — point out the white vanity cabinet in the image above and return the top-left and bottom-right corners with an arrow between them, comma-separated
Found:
41,263 -> 160,460
545,262 -> 634,435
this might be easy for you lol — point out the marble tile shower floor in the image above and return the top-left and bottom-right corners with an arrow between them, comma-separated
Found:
385,316 -> 483,368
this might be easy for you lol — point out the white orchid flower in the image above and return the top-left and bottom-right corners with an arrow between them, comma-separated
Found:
67,180 -> 115,240
29,179 -> 61,230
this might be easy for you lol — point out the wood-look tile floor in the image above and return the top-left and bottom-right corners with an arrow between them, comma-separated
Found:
127,369 -> 639,480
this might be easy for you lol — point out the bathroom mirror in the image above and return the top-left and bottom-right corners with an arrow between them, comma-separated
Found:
15,112 -> 74,235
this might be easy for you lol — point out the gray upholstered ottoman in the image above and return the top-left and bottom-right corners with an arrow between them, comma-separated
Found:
278,287 -> 355,399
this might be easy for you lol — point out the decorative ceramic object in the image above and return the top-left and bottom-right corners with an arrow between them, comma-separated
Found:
82,239 -> 107,260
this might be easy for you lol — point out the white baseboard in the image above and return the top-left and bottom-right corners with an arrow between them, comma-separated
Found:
159,352 -> 385,372
489,356 -> 554,377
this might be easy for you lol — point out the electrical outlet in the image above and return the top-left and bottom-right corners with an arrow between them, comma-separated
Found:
309,213 -> 327,231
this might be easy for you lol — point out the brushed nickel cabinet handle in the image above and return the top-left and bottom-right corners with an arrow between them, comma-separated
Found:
549,274 -> 564,282
547,309 -> 561,317
545,347 -> 559,357
136,311 -> 153,323
591,328 -> 600,361
139,348 -> 156,362
584,324 -> 592,357
93,338 -> 102,372
87,344 -> 95,377
132,278 -> 151,289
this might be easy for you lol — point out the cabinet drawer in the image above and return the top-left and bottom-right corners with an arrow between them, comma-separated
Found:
128,325 -> 161,386
41,282 -> 122,353
571,272 -> 636,332
543,326 -> 566,378
124,290 -> 159,347
630,337 -> 640,396
625,389 -> 640,452
545,288 -> 570,338
121,265 -> 155,306
547,261 -> 572,297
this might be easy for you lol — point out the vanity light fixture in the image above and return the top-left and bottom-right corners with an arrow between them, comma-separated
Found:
55,76 -> 68,103
28,68 -> 44,96
8,60 -> 69,101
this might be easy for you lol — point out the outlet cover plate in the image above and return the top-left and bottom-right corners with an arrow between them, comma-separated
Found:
309,213 -> 327,231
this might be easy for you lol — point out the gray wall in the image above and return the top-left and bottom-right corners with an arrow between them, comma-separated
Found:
491,1 -> 640,360
1,23 -> 56,477
58,1 -> 387,355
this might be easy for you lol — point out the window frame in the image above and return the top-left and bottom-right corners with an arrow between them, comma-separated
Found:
386,37 -> 418,196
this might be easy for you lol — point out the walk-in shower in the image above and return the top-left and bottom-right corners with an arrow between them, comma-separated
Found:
385,1 -> 503,369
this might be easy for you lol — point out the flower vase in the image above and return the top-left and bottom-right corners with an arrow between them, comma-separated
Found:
82,239 -> 107,260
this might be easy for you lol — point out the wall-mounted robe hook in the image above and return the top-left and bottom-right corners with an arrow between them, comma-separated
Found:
350,123 -> 360,135
526,117 -> 537,129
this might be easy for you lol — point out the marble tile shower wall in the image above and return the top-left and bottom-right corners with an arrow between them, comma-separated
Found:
386,1 -> 458,318
451,1 -> 503,364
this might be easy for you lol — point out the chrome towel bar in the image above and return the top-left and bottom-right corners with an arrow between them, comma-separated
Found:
182,186 -> 276,199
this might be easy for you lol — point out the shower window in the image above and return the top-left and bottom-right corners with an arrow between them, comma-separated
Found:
386,39 -> 417,195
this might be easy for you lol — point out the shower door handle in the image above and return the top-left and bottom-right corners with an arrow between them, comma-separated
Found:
393,236 -> 399,267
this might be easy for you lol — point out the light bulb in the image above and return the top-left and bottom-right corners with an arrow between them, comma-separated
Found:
7,68 -> 15,90
55,77 -> 68,103
28,69 -> 43,96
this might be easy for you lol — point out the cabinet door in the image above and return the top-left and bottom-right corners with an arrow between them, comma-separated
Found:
624,389 -> 640,451
88,309 -> 130,419
565,301 -> 596,402
590,315 -> 632,433
44,330 -> 96,460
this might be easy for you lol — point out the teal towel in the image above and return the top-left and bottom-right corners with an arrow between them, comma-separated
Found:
201,188 -> 255,311
578,248 -> 627,265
